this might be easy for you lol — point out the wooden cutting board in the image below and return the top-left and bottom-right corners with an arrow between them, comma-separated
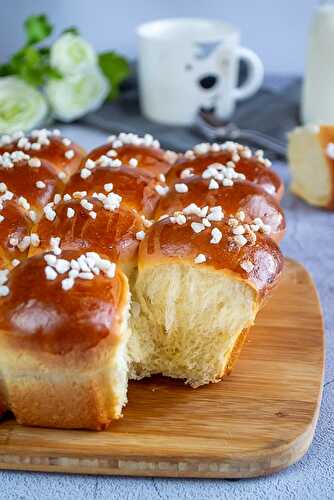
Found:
0,258 -> 324,478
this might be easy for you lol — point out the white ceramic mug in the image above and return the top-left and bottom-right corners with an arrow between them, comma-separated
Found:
137,18 -> 264,125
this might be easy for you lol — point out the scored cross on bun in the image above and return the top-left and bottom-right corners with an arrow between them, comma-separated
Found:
0,131 -> 285,430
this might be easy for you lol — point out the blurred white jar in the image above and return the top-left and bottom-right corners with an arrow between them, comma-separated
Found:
302,1 -> 334,123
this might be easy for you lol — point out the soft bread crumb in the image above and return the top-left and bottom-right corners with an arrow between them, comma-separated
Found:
288,126 -> 332,206
128,263 -> 257,387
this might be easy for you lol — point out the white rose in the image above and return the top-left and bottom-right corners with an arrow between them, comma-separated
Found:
50,33 -> 97,75
0,76 -> 48,134
45,67 -> 109,121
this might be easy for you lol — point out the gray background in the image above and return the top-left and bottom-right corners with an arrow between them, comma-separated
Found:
0,0 -> 320,75
1,2 -> 334,499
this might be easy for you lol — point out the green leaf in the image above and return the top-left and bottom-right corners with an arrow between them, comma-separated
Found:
10,47 -> 40,71
44,66 -> 62,80
24,14 -> 53,46
0,63 -> 12,77
22,46 -> 41,66
4,45 -> 62,87
38,47 -> 50,57
62,26 -> 80,36
98,51 -> 130,101
20,65 -> 45,87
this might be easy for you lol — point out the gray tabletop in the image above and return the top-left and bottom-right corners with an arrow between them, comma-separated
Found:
0,124 -> 333,500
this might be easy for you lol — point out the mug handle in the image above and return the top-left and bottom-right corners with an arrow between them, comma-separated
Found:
233,47 -> 264,101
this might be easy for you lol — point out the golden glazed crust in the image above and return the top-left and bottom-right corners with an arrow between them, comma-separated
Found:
139,216 -> 284,300
66,166 -> 160,217
0,200 -> 32,268
0,135 -> 85,177
87,143 -> 172,178
0,251 -> 128,355
0,330 -> 128,429
223,327 -> 251,376
0,158 -> 63,214
168,151 -> 284,201
29,199 -> 144,269
0,249 -> 130,430
155,177 -> 286,243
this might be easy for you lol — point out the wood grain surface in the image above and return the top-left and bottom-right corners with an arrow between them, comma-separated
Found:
0,258 -> 324,478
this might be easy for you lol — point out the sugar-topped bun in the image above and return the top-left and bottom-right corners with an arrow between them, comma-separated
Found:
129,214 -> 283,387
0,200 -> 31,269
0,132 -> 286,430
30,197 -> 144,277
66,165 -> 161,217
88,132 -> 175,178
169,142 -> 283,201
155,177 -> 286,243
0,129 -> 85,179
0,153 -> 63,226
139,214 -> 283,298
0,250 -> 130,429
